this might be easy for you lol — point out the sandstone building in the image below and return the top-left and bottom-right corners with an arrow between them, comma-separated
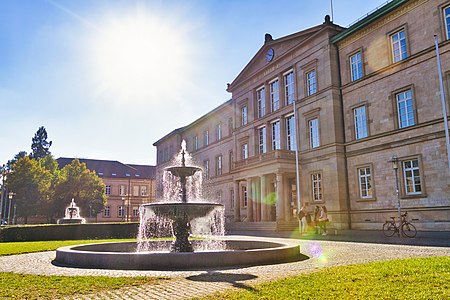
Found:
153,0 -> 450,231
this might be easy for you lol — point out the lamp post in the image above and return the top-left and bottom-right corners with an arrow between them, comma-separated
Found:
390,155 -> 402,237
7,192 -> 15,225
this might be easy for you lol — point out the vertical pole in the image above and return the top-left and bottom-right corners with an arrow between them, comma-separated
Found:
0,174 -> 5,223
330,0 -> 334,22
434,35 -> 450,174
394,165 -> 402,237
294,100 -> 302,232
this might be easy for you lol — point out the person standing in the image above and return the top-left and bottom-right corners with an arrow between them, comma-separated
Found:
298,206 -> 308,235
313,206 -> 321,234
318,205 -> 328,235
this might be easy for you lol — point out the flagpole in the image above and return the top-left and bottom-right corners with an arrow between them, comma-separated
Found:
434,35 -> 450,173
294,100 -> 302,233
330,0 -> 334,22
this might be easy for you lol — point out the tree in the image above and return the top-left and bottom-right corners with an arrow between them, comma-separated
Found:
31,126 -> 52,160
53,159 -> 106,219
6,151 -> 28,171
8,156 -> 53,223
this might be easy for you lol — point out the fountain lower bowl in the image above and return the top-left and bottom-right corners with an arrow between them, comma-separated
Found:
54,239 -> 303,270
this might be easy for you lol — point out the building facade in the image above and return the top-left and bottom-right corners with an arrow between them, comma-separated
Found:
154,0 -> 450,231
57,158 -> 156,223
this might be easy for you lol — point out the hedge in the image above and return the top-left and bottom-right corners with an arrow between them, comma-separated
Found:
0,222 -> 140,242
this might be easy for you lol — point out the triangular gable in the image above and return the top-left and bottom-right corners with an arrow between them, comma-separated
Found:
227,22 -> 337,91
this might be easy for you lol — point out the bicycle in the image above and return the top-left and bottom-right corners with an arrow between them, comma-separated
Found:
382,212 -> 417,238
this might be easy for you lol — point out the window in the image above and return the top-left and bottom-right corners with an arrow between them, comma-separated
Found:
391,29 -> 408,63
118,206 -> 125,218
270,79 -> 279,112
133,185 -> 139,196
140,186 -> 148,196
193,135 -> 198,151
309,118 -> 320,148
103,206 -> 110,217
241,106 -> 248,126
445,5 -> 450,40
258,126 -> 267,154
403,159 -> 422,195
204,160 -> 209,180
306,70 -> 317,96
132,207 -> 139,217
119,185 -> 127,196
271,120 -> 281,150
243,186 -> 248,207
230,189 -> 235,209
354,105 -> 368,139
396,89 -> 415,128
229,151 -> 233,171
256,87 -> 266,118
358,166 -> 372,198
286,115 -> 296,151
204,130 -> 209,146
350,52 -> 363,81
241,143 -> 248,159
216,123 -> 222,141
284,71 -> 295,105
215,155 -> 222,176
311,173 -> 322,202
105,185 -> 111,195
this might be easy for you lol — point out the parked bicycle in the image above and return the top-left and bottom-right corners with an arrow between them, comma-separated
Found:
382,212 -> 417,238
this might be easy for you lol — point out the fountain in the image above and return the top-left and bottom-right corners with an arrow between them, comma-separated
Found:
54,141 -> 303,270
57,199 -> 86,224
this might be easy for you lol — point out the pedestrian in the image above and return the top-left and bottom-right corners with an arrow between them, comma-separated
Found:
297,206 -> 308,235
314,206 -> 320,234
318,205 -> 328,235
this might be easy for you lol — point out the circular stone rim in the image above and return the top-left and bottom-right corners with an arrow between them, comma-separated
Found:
54,238 -> 303,270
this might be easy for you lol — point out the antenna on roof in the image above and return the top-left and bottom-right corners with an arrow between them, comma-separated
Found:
330,0 -> 334,22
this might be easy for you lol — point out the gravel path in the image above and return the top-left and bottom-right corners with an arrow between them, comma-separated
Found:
0,236 -> 448,299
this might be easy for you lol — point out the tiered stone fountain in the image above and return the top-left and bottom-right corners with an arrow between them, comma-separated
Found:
54,142 -> 303,270
57,199 -> 86,224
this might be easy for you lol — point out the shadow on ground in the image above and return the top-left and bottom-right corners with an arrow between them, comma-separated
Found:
186,271 -> 258,291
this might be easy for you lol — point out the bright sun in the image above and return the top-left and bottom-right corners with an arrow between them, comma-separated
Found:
90,11 -> 191,103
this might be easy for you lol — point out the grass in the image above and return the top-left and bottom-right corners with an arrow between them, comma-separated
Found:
197,256 -> 450,300
0,239 -> 168,300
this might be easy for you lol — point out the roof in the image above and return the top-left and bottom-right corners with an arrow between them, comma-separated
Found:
57,158 -> 155,179
331,0 -> 407,44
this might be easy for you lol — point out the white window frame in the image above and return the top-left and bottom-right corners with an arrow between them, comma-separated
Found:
242,143 -> 248,160
307,70 -> 317,96
215,155 -> 223,176
118,205 -> 125,218
403,159 -> 422,195
105,185 -> 111,195
271,120 -> 281,150
230,189 -> 235,209
311,173 -> 322,202
350,52 -> 363,81
358,166 -> 372,199
284,70 -> 295,105
140,186 -> 148,196
354,105 -> 368,140
119,185 -> 127,196
103,206 -> 110,217
396,89 -> 415,128
445,5 -> 450,40
193,135 -> 198,151
256,86 -> 266,118
270,79 -> 279,112
204,130 -> 209,146
391,29 -> 408,63
132,207 -> 139,217
285,114 -> 296,151
241,105 -> 248,126
258,126 -> 267,154
204,160 -> 209,180
217,123 -> 222,141
309,118 -> 320,148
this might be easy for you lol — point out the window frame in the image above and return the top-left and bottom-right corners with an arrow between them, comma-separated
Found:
105,185 -> 111,196
241,143 -> 249,160
271,120 -> 281,150
203,160 -> 209,180
308,117 -> 320,148
204,130 -> 209,147
103,206 -> 111,217
306,69 -> 317,96
353,104 -> 368,140
389,27 -> 409,63
258,126 -> 267,154
284,70 -> 295,105
349,51 -> 363,82
402,158 -> 423,196
392,86 -> 417,129
357,164 -> 374,200
118,205 -> 125,218
269,78 -> 280,112
241,105 -> 248,126
216,123 -> 222,141
311,172 -> 323,202
445,4 -> 450,40
285,114 -> 296,151
256,86 -> 266,118
215,155 -> 223,176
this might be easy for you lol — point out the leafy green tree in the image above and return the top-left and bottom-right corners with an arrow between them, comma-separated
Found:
8,156 -> 53,223
53,159 -> 106,219
5,151 -> 28,171
30,126 -> 52,160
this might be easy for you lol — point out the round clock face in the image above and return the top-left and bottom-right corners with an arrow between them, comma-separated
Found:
266,48 -> 274,62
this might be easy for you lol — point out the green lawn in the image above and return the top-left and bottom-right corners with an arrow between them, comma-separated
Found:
196,256 -> 450,300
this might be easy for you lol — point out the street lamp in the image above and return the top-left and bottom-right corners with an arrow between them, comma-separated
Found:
390,155 -> 402,237
7,192 -> 15,225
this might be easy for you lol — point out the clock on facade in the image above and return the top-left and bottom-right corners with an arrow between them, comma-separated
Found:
265,48 -> 274,62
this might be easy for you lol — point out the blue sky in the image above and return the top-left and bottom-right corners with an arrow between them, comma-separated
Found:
0,0 -> 388,165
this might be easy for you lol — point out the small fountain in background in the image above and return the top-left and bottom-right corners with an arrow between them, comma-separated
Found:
137,140 -> 225,252
57,198 -> 86,224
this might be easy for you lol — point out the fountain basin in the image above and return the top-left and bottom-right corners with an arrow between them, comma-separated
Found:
54,238 -> 303,270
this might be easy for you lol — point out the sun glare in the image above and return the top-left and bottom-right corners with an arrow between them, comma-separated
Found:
90,11 -> 191,104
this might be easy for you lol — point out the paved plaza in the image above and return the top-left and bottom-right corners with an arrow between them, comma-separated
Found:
0,232 -> 449,299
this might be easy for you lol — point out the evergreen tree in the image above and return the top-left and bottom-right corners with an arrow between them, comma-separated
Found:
31,126 -> 52,160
